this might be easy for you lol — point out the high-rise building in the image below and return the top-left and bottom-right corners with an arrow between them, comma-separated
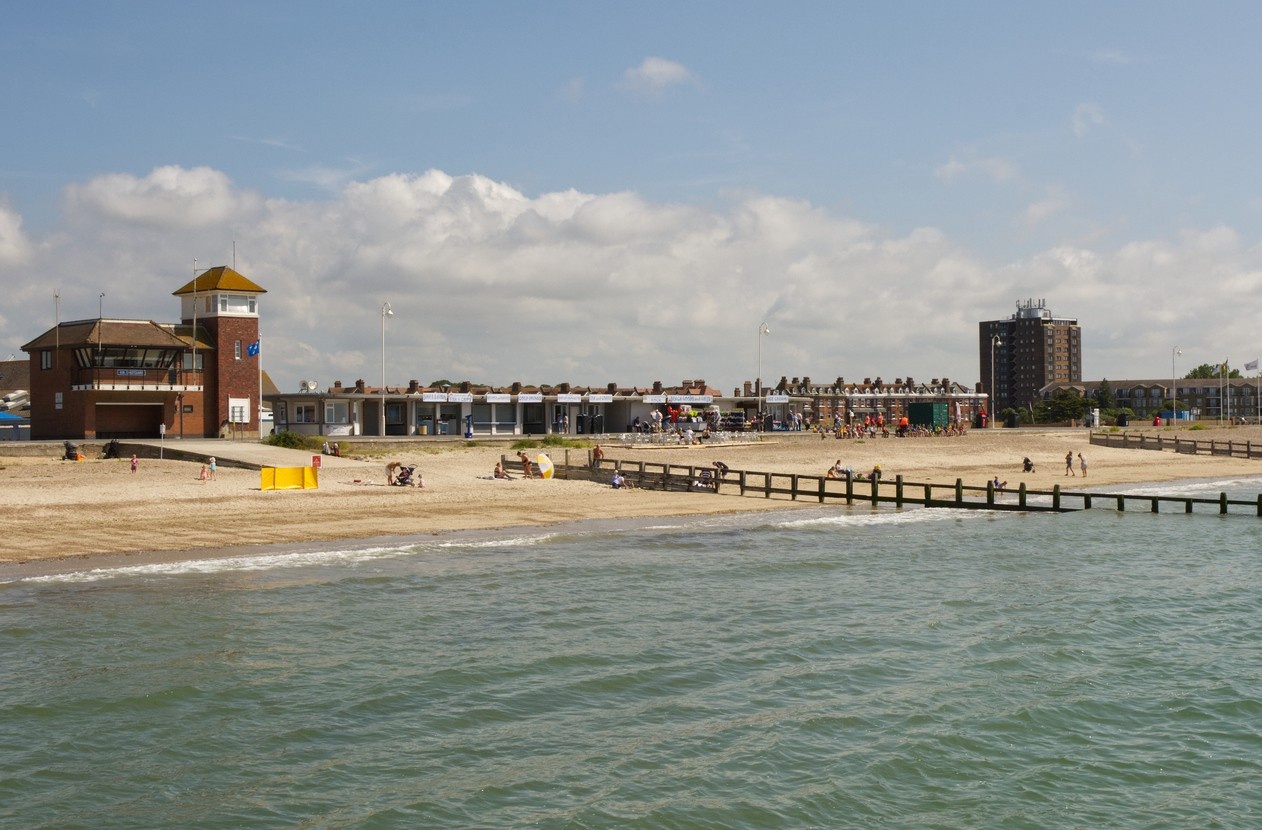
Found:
980,299 -> 1081,416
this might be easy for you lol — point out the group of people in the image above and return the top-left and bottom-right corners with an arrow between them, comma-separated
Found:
824,459 -> 882,482
1012,452 -> 1086,480
198,456 -> 217,482
321,442 -> 342,456
385,460 -> 423,487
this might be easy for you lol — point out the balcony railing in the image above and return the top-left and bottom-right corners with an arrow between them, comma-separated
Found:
72,366 -> 204,391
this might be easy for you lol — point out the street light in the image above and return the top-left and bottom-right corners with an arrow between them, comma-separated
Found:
380,301 -> 393,437
990,334 -> 1003,428
1171,347 -> 1182,424
757,322 -> 771,420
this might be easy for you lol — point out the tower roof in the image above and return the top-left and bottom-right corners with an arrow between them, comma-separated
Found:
173,266 -> 266,296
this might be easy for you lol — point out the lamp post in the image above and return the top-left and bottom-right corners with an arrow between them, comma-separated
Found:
990,334 -> 1003,428
1171,347 -> 1181,424
757,322 -> 771,421
380,301 -> 393,437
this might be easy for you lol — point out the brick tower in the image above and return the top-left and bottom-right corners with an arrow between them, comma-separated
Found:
173,267 -> 267,437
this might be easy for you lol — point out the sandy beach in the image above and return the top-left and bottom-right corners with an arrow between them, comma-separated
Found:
3,426 -> 1261,571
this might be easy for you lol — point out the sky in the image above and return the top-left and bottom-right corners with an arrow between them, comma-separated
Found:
3,1 -> 1261,396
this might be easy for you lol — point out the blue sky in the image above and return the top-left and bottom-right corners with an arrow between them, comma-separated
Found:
3,2 -> 1261,394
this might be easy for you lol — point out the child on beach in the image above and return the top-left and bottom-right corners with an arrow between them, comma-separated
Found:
199,465 -> 208,482
130,454 -> 138,473
1065,451 -> 1076,476
1078,453 -> 1087,477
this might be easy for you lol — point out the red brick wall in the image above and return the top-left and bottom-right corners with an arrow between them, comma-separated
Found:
205,316 -> 261,434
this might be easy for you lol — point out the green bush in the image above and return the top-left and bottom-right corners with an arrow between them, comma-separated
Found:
264,430 -> 321,451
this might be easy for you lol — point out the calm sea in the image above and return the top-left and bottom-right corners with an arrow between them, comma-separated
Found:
4,477 -> 1262,829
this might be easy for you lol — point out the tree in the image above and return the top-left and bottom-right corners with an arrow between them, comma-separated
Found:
1185,363 -> 1241,379
1039,388 -> 1091,423
1094,378 -> 1115,411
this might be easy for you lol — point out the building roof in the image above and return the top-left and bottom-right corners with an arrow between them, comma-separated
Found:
0,359 -> 30,395
21,319 -> 193,351
172,266 -> 267,296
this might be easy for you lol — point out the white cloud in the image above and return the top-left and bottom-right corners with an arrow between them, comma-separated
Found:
64,165 -> 259,229
1072,103 -> 1106,138
5,165 -> 1262,393
0,200 -> 33,265
1022,186 -> 1069,227
1091,49 -> 1132,65
622,57 -> 697,96
935,156 -> 1019,184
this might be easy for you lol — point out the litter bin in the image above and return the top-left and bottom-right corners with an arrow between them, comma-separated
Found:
1005,412 -> 1020,428
1116,413 -> 1129,427
419,424 -> 429,435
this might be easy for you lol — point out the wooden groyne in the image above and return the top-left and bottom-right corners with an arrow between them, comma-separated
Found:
507,453 -> 1262,519
1090,430 -> 1262,460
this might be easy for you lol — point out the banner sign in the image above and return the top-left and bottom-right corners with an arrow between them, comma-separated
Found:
421,392 -> 447,402
667,394 -> 713,404
447,392 -> 474,403
588,394 -> 614,403
643,394 -> 667,404
557,393 -> 583,403
764,394 -> 790,403
518,393 -> 543,403
485,393 -> 512,403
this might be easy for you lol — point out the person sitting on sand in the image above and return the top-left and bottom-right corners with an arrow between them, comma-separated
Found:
494,461 -> 513,480
414,471 -> 425,489
826,460 -> 846,479
611,470 -> 625,489
713,461 -> 729,477
1022,457 -> 1035,473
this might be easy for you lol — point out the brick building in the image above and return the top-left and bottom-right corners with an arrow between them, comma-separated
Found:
20,267 -> 266,440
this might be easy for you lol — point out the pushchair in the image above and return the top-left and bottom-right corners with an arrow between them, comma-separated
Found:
393,465 -> 417,486
1022,457 -> 1035,473
102,438 -> 121,459
63,441 -> 80,461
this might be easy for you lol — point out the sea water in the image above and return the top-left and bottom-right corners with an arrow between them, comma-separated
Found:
3,480 -> 1262,829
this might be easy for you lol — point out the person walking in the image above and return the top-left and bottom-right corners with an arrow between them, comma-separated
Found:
1065,451 -> 1076,476
1078,452 -> 1087,477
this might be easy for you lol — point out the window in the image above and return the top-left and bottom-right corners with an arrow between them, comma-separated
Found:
183,352 -> 205,371
235,340 -> 242,360
248,297 -> 257,314
294,404 -> 317,423
324,401 -> 350,424
41,350 -> 52,370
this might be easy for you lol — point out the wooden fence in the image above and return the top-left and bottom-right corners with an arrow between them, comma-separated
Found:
506,453 -> 1262,519
1089,431 -> 1262,459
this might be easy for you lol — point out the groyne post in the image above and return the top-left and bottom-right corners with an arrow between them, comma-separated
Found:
896,475 -> 905,507
1052,484 -> 1061,511
955,478 -> 963,506
1221,492 -> 1229,515
986,479 -> 995,506
1018,482 -> 1027,509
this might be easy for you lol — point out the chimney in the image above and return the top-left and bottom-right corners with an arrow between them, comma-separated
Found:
695,379 -> 705,389
511,381 -> 522,393
682,379 -> 693,388
354,379 -> 365,393
559,382 -> 570,393
607,382 -> 617,393
334,380 -> 343,389
652,380 -> 663,394
460,380 -> 471,393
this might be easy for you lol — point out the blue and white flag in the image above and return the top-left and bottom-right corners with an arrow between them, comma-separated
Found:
1246,359 -> 1259,372
247,340 -> 260,357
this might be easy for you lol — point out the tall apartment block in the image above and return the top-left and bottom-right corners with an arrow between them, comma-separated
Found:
980,299 -> 1081,415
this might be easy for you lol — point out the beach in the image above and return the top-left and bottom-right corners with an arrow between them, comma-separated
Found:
3,426 -> 1261,569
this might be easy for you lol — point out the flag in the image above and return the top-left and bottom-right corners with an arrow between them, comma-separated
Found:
247,340 -> 260,357
1247,359 -> 1259,372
